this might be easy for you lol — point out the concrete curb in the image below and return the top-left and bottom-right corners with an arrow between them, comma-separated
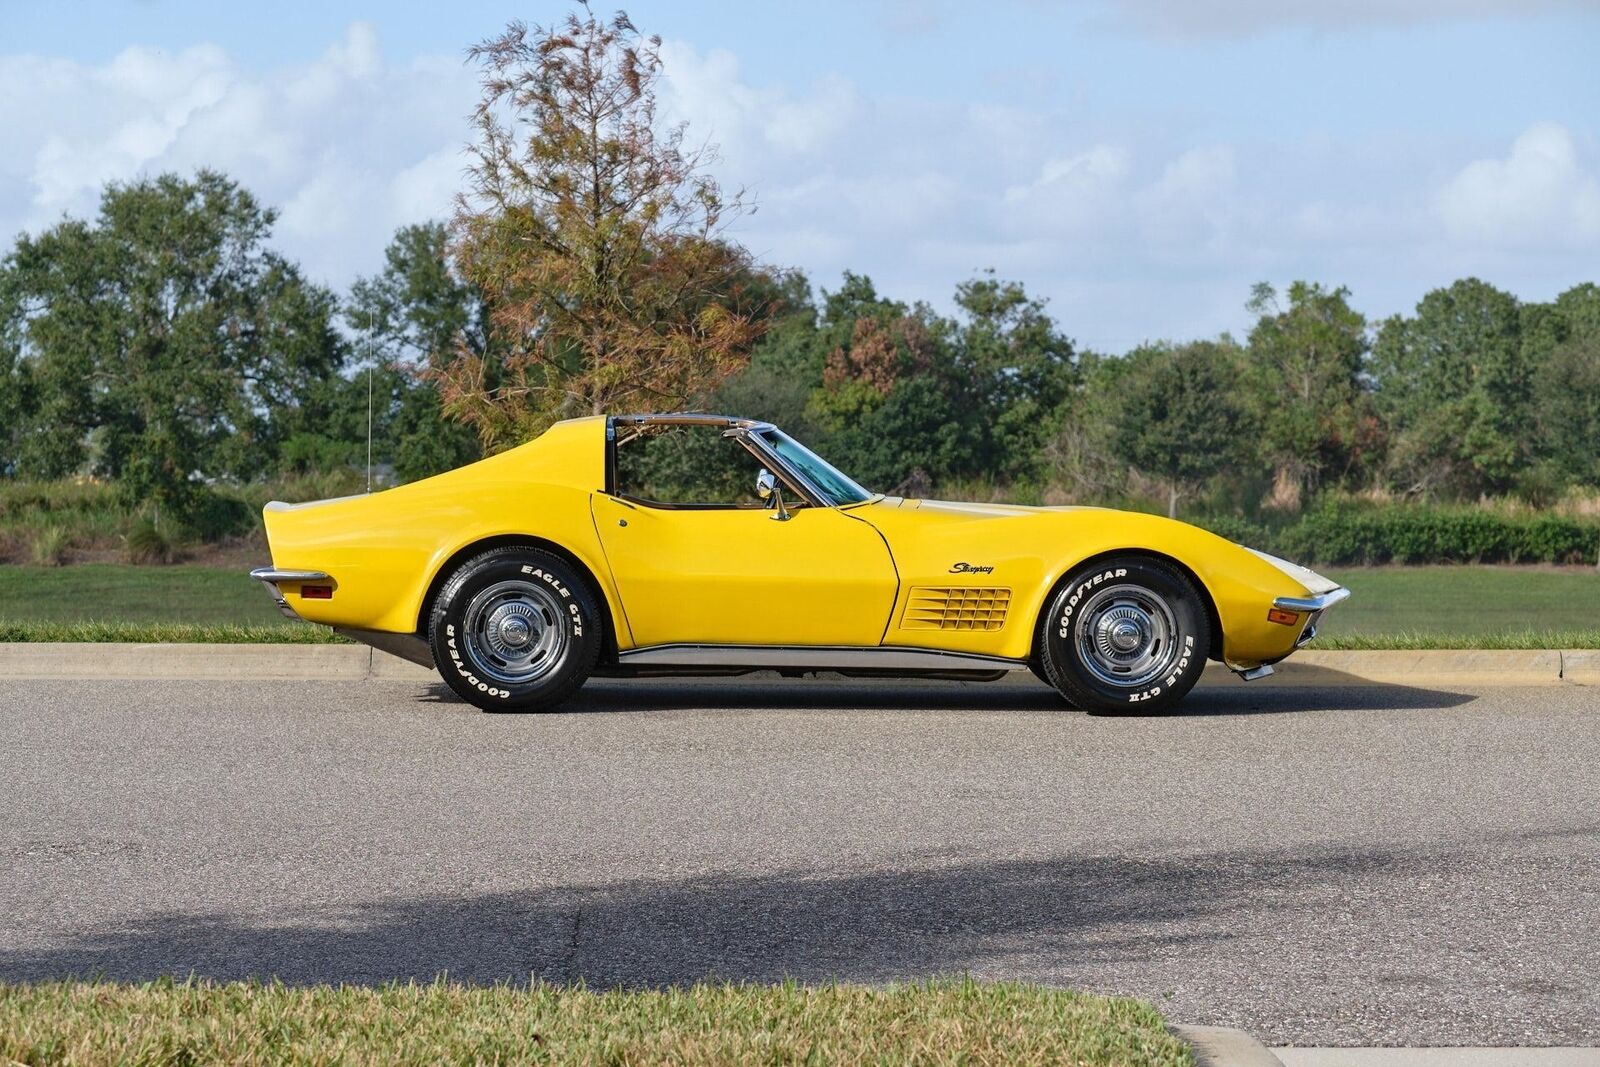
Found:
0,642 -> 435,683
0,643 -> 1593,687
1203,650 -> 1577,688
1172,1025 -> 1285,1067
1169,1030 -> 1600,1067
1273,1050 -> 1600,1066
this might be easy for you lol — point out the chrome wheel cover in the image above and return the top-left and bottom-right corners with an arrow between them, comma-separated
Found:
1073,583 -> 1180,688
460,579 -> 568,685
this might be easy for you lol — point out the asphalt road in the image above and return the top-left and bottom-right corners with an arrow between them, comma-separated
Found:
2,673 -> 1597,1046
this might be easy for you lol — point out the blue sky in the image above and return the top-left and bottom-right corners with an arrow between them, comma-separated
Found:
2,0 -> 1597,349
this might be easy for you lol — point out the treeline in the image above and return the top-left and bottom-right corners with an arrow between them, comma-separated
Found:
734,273 -> 1600,517
0,172 -> 480,529
3,170 -> 1599,536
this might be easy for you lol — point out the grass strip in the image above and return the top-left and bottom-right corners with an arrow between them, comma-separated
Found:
1307,630 -> 1600,650
0,621 -> 350,644
0,977 -> 1192,1067
0,563 -> 291,626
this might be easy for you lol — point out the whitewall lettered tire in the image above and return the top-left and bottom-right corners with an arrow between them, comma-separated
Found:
1036,556 -> 1211,715
427,546 -> 601,712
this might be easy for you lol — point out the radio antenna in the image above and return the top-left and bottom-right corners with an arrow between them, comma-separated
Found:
365,311 -> 374,494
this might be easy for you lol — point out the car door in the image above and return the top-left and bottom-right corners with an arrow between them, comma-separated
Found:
591,424 -> 897,649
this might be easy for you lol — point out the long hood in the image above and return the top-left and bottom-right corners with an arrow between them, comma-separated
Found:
855,495 -> 1330,602
874,497 -> 1098,520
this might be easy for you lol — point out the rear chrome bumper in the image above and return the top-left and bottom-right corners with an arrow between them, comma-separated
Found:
248,567 -> 330,621
1273,586 -> 1351,647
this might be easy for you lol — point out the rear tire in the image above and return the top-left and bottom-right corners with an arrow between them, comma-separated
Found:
1037,556 -> 1211,715
428,546 -> 601,713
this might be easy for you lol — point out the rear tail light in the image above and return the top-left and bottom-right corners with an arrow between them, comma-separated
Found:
300,585 -> 333,599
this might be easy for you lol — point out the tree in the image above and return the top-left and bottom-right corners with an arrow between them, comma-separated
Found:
1244,281 -> 1376,508
1109,341 -> 1253,518
437,5 -> 762,452
0,218 -> 100,480
951,271 -> 1077,479
1368,278 -> 1527,496
706,269 -> 820,436
0,267 -> 28,476
1533,336 -> 1600,487
1521,283 -> 1600,492
0,171 -> 342,516
795,273 -> 984,491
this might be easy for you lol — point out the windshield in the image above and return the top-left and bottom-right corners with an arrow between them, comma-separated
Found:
760,429 -> 874,506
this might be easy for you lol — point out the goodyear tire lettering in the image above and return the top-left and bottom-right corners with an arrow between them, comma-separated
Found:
1057,568 -> 1127,637
434,548 -> 602,712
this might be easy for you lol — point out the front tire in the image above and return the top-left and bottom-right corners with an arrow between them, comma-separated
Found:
1036,556 -> 1211,715
428,546 -> 602,713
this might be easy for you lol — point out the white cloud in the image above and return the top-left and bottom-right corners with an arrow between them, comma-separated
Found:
1436,123 -> 1600,248
657,43 -> 862,162
1136,145 -> 1237,246
0,24 -> 475,286
1089,0 -> 1595,38
1001,146 -> 1133,237
0,23 -> 1592,351
652,35 -> 1600,344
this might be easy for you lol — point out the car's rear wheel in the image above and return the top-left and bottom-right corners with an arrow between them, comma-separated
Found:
428,546 -> 601,712
1036,556 -> 1211,715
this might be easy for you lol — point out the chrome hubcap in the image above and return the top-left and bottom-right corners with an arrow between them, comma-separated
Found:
461,580 -> 568,685
1075,584 -> 1179,688
492,609 -> 533,650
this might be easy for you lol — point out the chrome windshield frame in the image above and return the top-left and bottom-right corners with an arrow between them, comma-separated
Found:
745,427 -> 873,508
738,429 -> 831,508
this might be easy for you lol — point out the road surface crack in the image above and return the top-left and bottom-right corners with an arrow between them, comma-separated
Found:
559,904 -> 583,984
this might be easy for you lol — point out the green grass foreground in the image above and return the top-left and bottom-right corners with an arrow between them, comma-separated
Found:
3,562 -> 1598,648
0,563 -> 289,626
0,621 -> 348,643
0,978 -> 1192,1067
1318,565 -> 1600,636
1311,630 -> 1600,650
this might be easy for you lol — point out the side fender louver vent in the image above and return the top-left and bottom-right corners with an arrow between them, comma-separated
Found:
901,587 -> 1012,631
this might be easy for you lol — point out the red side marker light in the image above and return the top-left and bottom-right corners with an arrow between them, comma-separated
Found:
1266,607 -> 1299,626
301,585 -> 333,600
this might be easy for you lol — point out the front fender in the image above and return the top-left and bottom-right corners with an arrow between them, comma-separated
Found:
855,500 -> 1329,665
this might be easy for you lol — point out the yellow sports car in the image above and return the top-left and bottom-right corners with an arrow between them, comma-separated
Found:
251,414 -> 1347,714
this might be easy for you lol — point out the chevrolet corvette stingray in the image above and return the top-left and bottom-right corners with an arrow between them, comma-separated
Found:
251,414 -> 1347,714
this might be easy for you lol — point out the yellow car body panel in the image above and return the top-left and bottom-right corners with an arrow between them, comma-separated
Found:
260,414 -> 1334,671
590,495 -> 897,647
263,417 -> 630,641
851,497 -> 1317,667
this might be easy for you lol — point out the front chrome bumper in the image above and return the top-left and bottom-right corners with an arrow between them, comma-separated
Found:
248,567 -> 330,621
1273,586 -> 1352,647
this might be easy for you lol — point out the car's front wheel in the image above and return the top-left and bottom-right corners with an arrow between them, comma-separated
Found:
427,546 -> 602,712
1036,556 -> 1211,715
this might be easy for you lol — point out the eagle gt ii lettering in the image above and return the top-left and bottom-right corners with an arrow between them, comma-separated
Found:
250,414 -> 1348,715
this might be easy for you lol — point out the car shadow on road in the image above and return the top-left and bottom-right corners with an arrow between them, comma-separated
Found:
413,674 -> 1476,718
0,842 -> 1409,988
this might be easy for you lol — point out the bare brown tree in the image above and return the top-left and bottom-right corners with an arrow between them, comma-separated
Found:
435,4 -> 761,451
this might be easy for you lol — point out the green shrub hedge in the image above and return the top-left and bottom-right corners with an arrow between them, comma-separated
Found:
1194,505 -> 1600,565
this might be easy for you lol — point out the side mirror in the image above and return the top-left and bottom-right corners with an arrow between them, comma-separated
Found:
756,468 -> 790,521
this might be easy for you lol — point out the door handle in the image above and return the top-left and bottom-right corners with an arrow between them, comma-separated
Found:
617,518 -> 628,527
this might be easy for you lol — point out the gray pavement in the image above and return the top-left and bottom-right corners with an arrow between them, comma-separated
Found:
1,674 -> 1597,1047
